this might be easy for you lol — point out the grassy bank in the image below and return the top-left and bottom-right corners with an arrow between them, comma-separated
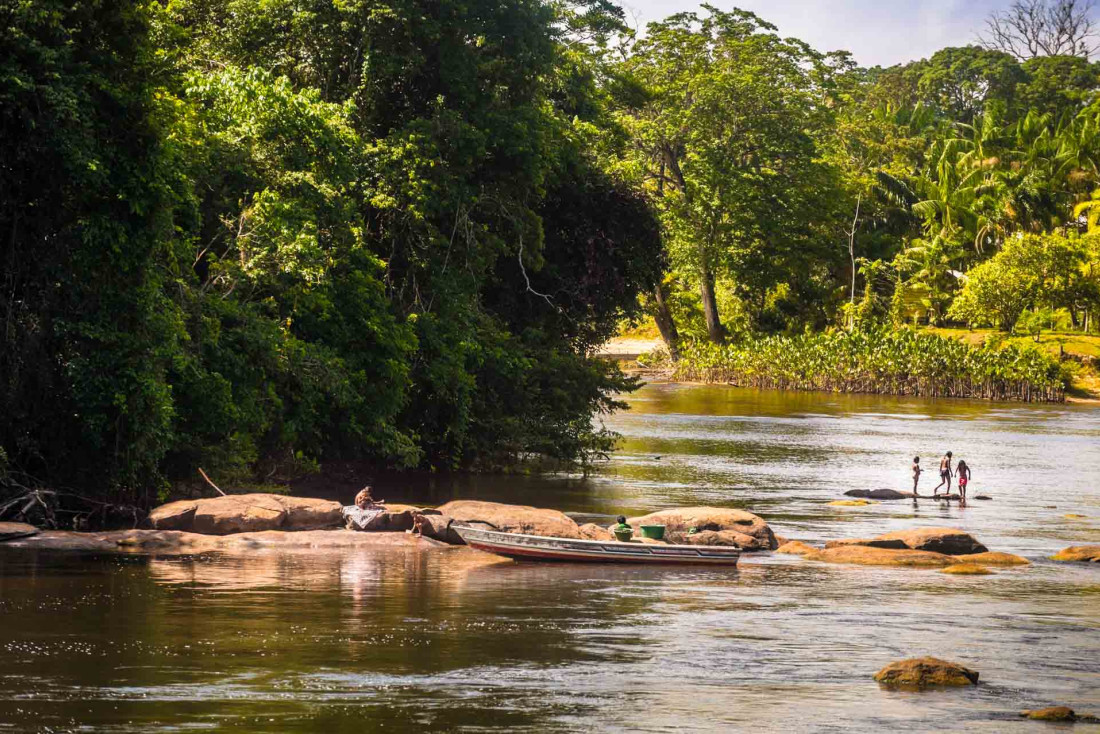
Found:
672,328 -> 1068,402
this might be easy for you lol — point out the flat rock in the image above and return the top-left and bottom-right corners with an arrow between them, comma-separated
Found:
0,522 -> 39,542
805,546 -> 957,567
1051,545 -> 1100,563
148,493 -> 343,535
973,495 -> 993,500
940,563 -> 993,575
873,527 -> 988,555
829,499 -> 877,506
680,529 -> 754,548
1,528 -> 445,553
873,657 -> 979,687
844,489 -> 914,500
1020,707 -> 1077,721
437,500 -> 582,540
627,507 -> 777,551
775,540 -> 817,556
954,551 -> 1028,566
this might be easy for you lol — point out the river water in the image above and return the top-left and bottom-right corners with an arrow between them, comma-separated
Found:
1,382 -> 1098,732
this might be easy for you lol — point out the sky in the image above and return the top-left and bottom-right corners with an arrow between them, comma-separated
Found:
622,0 -> 1012,67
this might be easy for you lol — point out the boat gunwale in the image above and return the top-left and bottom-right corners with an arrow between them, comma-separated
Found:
453,525 -> 741,563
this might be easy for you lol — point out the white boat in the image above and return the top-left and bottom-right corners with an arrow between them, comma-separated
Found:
454,525 -> 741,566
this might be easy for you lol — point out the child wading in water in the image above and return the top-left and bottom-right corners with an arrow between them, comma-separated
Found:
956,460 -> 971,504
933,451 -> 954,496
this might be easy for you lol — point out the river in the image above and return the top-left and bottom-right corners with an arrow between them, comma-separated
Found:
1,382 -> 1098,732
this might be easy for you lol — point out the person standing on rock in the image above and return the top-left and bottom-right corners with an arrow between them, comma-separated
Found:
933,452 -> 953,496
912,457 -> 922,496
956,460 -> 971,504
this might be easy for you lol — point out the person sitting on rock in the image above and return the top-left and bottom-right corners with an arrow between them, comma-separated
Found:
343,487 -> 387,531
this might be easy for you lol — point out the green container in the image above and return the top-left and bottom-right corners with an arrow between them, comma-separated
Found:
613,527 -> 634,542
640,524 -> 666,540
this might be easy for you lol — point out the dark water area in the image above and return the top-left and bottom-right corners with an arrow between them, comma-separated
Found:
2,382 -> 1099,732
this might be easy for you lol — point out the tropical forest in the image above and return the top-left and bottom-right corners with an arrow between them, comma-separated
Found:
5,0 -> 1100,514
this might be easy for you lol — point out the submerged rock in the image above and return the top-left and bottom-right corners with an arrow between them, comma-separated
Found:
872,527 -> 988,555
844,489 -> 914,500
954,551 -> 1028,566
0,522 -> 39,542
940,563 -> 993,575
1051,545 -> 1100,563
627,507 -> 777,551
437,500 -> 582,540
973,495 -> 993,500
873,657 -> 979,687
148,493 -> 343,535
1020,707 -> 1080,722
828,499 -> 877,506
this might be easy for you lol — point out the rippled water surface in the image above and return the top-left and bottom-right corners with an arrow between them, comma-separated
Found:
2,383 -> 1099,732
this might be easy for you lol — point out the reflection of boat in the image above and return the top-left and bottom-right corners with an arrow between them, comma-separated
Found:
454,526 -> 740,566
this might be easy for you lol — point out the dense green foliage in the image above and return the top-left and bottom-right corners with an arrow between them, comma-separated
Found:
1,0 -> 662,505
674,329 -> 1067,402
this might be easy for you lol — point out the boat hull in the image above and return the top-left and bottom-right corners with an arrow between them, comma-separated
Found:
454,526 -> 740,566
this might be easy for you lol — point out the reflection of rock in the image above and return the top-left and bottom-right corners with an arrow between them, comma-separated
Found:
873,657 -> 979,687
0,522 -> 38,541
626,507 -> 777,551
437,500 -> 582,539
870,527 -> 988,555
148,494 -> 343,534
940,563 -> 993,575
775,541 -> 817,556
1052,545 -> 1100,562
844,489 -> 914,500
578,523 -> 612,541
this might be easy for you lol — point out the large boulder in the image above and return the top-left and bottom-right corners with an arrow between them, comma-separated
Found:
0,522 -> 39,542
626,507 -> 777,551
954,551 -> 1028,566
1051,545 -> 1100,562
148,494 -> 343,535
825,538 -> 908,550
873,657 -> 979,687
872,527 -> 988,555
680,529 -> 757,548
940,563 -> 994,575
844,489 -> 914,500
436,500 -> 582,539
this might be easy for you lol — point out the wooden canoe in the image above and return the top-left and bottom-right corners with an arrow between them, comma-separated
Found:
454,525 -> 740,566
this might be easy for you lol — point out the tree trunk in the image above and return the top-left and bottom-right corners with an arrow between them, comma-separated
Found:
652,281 -> 680,359
699,262 -> 724,343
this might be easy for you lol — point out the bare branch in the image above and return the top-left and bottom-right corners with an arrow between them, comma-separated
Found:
980,0 -> 1100,59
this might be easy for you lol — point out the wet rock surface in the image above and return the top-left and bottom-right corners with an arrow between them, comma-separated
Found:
1051,545 -> 1100,562
437,500 -> 583,539
844,489 -> 914,500
0,522 -> 39,542
871,527 -> 988,555
873,657 -> 979,687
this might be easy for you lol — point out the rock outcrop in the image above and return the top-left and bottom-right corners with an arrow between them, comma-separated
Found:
873,657 -> 979,687
824,538 -> 908,550
436,500 -> 582,539
805,546 -> 957,567
1051,545 -> 1100,562
954,551 -> 1028,566
0,528 -> 446,553
148,494 -> 343,535
1020,707 -> 1079,722
626,507 -> 777,551
844,489 -> 914,500
0,522 -> 39,542
870,527 -> 988,555
775,540 -> 817,556
578,523 -> 612,541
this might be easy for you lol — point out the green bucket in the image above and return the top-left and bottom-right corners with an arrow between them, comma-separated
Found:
640,524 -> 666,540
613,527 -> 634,542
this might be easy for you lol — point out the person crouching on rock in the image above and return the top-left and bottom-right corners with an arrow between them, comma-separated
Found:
344,487 -> 387,531
956,461 -> 971,504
